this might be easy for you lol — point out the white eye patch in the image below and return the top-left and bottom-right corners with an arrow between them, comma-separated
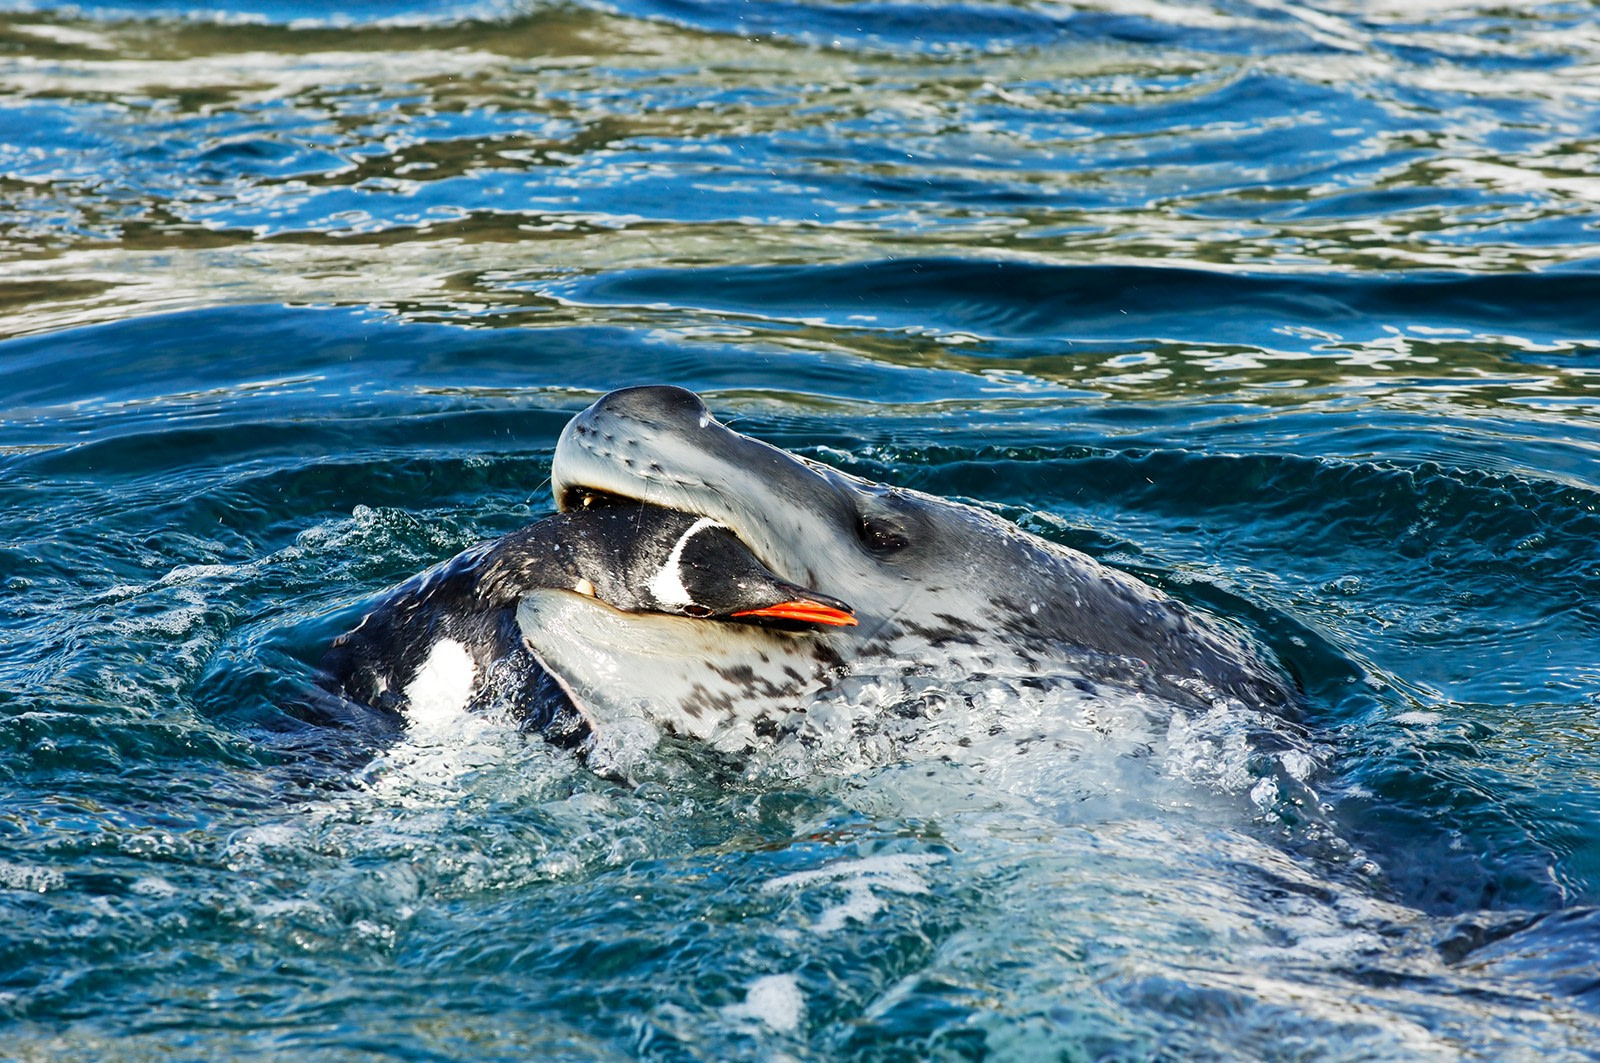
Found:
647,517 -> 725,608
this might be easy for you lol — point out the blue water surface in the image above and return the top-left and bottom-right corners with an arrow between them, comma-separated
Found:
2,0 -> 1599,1058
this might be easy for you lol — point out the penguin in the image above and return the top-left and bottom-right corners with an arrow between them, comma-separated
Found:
318,501 -> 855,729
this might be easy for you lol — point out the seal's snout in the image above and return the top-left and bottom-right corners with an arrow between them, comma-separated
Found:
555,385 -> 725,513
581,385 -> 711,431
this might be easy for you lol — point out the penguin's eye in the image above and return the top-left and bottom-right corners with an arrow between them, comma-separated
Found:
684,604 -> 712,618
857,515 -> 910,555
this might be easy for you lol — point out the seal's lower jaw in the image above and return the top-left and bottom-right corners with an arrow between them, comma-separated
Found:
516,590 -> 834,746
558,486 -> 638,514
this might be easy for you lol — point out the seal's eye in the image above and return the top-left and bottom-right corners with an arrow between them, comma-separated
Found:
858,515 -> 910,555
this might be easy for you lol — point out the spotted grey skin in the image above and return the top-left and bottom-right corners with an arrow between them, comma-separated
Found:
320,501 -> 853,727
525,386 -> 1296,747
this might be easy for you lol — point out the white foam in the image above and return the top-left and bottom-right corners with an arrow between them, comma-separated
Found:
254,898 -> 323,919
157,562 -> 236,587
765,853 -> 943,934
720,974 -> 805,1032
360,713 -> 516,801
1163,701 -> 1260,794
129,876 -> 179,899
1250,776 -> 1280,809
0,861 -> 65,893
1280,749 -> 1316,781
579,715 -> 664,782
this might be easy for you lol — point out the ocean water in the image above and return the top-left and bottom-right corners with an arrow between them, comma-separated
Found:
2,0 -> 1599,1057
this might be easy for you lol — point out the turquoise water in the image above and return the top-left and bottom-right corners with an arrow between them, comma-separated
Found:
3,1 -> 1600,1057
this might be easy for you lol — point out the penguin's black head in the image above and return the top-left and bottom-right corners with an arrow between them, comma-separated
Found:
664,519 -> 856,627
560,502 -> 856,629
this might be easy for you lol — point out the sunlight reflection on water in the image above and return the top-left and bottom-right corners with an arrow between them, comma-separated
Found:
2,0 -> 1600,1057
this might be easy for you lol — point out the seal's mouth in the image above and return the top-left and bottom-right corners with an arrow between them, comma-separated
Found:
559,486 -> 639,513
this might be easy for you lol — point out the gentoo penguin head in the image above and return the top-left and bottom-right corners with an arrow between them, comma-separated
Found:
517,502 -> 856,628
633,513 -> 856,627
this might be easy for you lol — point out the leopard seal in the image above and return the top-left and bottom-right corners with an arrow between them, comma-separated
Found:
521,385 -> 1295,749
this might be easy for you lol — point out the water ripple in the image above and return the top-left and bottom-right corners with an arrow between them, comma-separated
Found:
4,0 -> 1600,1056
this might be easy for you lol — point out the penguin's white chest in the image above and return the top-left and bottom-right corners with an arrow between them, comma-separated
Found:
404,638 -> 479,728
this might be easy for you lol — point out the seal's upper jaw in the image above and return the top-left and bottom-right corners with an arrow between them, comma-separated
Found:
552,387 -> 724,519
551,386 -> 858,586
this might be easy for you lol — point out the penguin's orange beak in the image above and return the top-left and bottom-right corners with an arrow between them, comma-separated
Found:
731,599 -> 858,627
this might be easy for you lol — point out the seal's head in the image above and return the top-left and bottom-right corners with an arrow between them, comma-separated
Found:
518,386 -> 1294,748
